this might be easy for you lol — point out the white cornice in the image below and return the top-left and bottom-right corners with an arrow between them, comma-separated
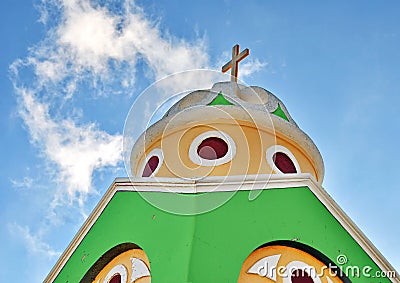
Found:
44,174 -> 399,283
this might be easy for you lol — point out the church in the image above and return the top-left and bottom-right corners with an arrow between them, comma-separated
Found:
45,45 -> 398,283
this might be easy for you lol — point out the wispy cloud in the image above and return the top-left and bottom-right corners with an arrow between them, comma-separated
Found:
10,176 -> 34,189
15,88 -> 122,206
9,223 -> 61,259
240,59 -> 268,78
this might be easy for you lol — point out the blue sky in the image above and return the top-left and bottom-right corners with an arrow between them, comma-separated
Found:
1,0 -> 399,281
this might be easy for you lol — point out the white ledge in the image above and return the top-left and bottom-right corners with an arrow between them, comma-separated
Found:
115,173 -> 318,193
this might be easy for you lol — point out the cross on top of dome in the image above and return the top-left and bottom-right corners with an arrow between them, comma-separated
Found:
221,44 -> 249,82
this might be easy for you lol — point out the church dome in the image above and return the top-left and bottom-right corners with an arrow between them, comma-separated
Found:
130,81 -> 324,183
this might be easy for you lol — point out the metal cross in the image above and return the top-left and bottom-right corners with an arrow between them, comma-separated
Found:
221,44 -> 250,82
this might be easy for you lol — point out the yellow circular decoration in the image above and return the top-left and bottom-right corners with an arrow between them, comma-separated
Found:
92,249 -> 151,283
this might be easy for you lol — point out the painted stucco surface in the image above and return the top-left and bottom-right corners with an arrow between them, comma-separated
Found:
130,82 -> 325,182
54,187 -> 389,283
134,121 -> 320,181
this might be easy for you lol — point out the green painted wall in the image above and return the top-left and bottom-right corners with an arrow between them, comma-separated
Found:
54,186 -> 390,283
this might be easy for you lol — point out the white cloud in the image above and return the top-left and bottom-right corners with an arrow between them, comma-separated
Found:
16,88 -> 122,205
239,59 -> 268,78
10,176 -> 34,189
20,0 -> 266,94
9,223 -> 61,259
57,0 -> 127,73
27,0 -> 211,96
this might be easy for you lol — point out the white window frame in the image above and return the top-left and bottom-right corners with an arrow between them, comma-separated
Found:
189,130 -> 236,166
266,145 -> 301,174
139,148 -> 164,177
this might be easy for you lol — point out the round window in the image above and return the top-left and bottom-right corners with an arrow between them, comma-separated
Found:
189,131 -> 236,166
266,145 -> 300,174
140,148 -> 163,177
